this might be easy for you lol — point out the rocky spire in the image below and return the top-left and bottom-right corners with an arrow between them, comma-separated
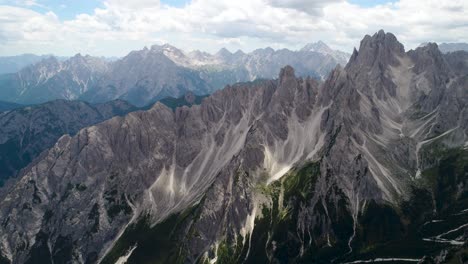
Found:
279,65 -> 296,85
347,29 -> 405,70
342,30 -> 407,101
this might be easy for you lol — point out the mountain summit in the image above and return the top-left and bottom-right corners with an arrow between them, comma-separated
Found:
301,40 -> 349,63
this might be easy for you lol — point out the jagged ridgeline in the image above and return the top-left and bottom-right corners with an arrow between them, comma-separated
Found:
1,30 -> 468,264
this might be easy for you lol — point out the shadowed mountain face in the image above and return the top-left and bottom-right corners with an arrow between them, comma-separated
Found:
1,31 -> 468,264
0,100 -> 137,190
0,43 -> 348,107
157,92 -> 208,110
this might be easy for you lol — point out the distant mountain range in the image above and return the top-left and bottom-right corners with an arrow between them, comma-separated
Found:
0,54 -> 118,75
0,54 -> 61,75
0,54 -> 109,104
420,42 -> 468,53
438,42 -> 468,53
0,42 -> 349,106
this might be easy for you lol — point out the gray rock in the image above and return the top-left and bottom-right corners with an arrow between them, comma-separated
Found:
0,100 -> 136,195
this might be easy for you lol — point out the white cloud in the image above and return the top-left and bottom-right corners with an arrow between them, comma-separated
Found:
0,0 -> 467,56
267,0 -> 343,15
11,0 -> 40,7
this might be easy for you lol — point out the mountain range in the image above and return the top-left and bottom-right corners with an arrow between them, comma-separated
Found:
438,43 -> 468,53
0,42 -> 349,107
0,30 -> 467,264
0,55 -> 61,75
0,55 -> 109,105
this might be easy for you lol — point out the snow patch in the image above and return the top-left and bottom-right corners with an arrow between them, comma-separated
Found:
115,244 -> 137,264
204,242 -> 219,264
422,222 -> 468,246
435,222 -> 468,239
423,238 -> 464,246
453,208 -> 468,215
240,204 -> 257,260
347,194 -> 360,254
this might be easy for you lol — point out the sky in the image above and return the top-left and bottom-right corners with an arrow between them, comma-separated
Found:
0,0 -> 467,56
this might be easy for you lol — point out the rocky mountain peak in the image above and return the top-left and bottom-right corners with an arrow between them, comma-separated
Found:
349,47 -> 359,61
301,40 -> 333,53
38,55 -> 60,66
234,50 -> 245,56
68,53 -> 92,65
408,41 -> 449,77
359,29 -> 405,61
415,42 -> 439,53
279,65 -> 296,84
301,41 -> 351,65
348,29 -> 405,69
18,56 -> 62,80
149,44 -> 194,67
215,47 -> 233,58
150,43 -> 185,55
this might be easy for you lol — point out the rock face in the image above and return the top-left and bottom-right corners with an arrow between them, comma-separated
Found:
0,100 -> 136,190
1,31 -> 468,264
0,43 -> 348,107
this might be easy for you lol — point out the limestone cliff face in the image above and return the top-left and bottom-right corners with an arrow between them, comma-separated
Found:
1,31 -> 468,264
